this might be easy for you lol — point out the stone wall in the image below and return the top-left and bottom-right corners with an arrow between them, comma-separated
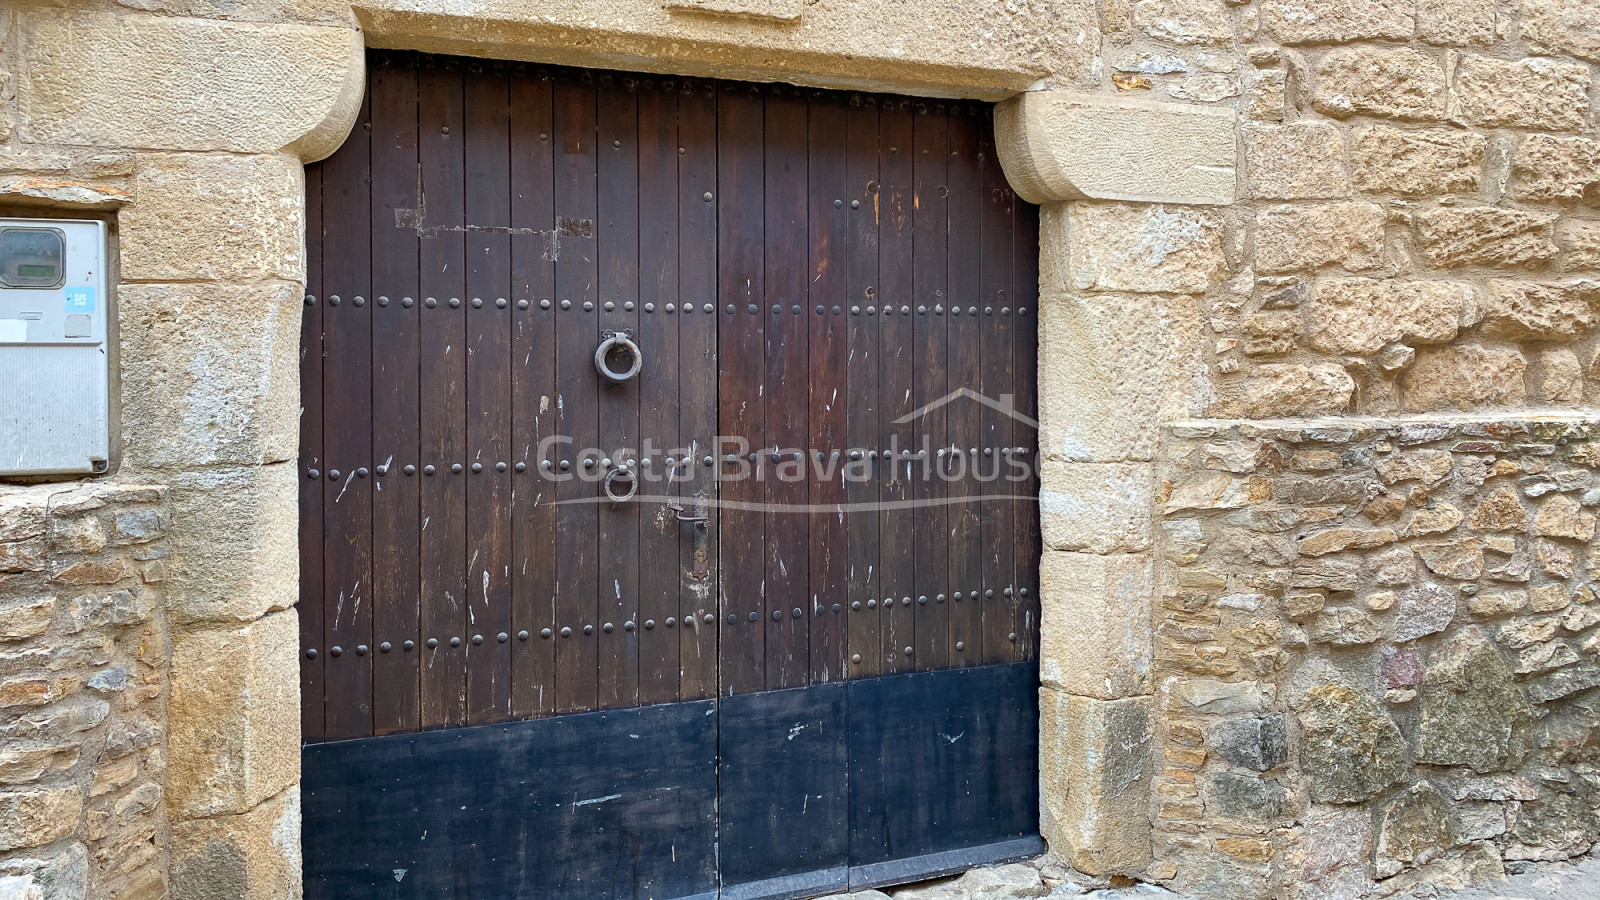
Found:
1149,417 -> 1600,897
2,3 -> 360,897
0,484 -> 172,900
1027,0 -> 1600,893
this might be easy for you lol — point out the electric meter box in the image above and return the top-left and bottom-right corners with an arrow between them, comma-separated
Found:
0,218 -> 113,478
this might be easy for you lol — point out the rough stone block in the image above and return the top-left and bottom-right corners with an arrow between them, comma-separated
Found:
1261,0 -> 1412,43
1296,683 -> 1408,803
1535,350 -> 1581,398
1040,462 -> 1152,553
1255,202 -> 1385,273
1417,0 -> 1496,44
1415,207 -> 1558,269
119,283 -> 301,468
166,465 -> 296,624
1349,125 -> 1483,197
167,610 -> 299,819
1416,629 -> 1532,773
1037,291 -> 1207,463
1204,771 -> 1292,821
0,491 -> 51,544
171,787 -> 300,900
1038,690 -> 1152,875
1510,135 -> 1600,203
121,153 -> 304,283
1308,606 -> 1383,645
1294,805 -> 1374,900
1533,493 -> 1596,541
995,92 -> 1237,207
1246,68 -> 1288,123
0,842 -> 88,900
0,540 -> 46,575
1056,202 -> 1225,295
1299,527 -> 1397,557
1304,278 -> 1471,355
1039,551 -> 1152,700
1481,281 -> 1598,342
1207,714 -> 1288,772
1392,583 -> 1457,643
1314,48 -> 1448,122
15,10 -> 363,159
1469,590 -> 1527,618
1131,0 -> 1234,45
1167,72 -> 1240,103
0,786 -> 82,852
1557,218 -> 1600,270
1239,363 -> 1355,418
1164,676 -> 1273,715
1522,0 -> 1600,63
1448,54 -> 1591,132
890,863 -> 1043,899
1382,462 -> 1449,502
1243,121 -> 1350,200
0,596 -> 55,642
1374,782 -> 1457,878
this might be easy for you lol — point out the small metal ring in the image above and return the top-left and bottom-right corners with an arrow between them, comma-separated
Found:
594,333 -> 643,383
603,465 -> 639,503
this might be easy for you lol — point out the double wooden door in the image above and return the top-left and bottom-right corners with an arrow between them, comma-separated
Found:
301,52 -> 1040,900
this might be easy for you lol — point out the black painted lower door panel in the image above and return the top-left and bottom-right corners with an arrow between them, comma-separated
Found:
303,662 -> 1040,900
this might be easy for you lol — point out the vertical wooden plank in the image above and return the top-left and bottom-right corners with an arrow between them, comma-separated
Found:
553,70 -> 602,713
843,95 -> 881,680
369,55 -> 423,734
763,85 -> 809,691
978,107 -> 1017,666
876,97 -> 915,676
1013,197 -> 1042,661
637,76 -> 682,706
299,159 -> 326,742
509,65 -> 558,719
464,61 -> 515,723
806,90 -> 848,685
717,82 -> 766,696
595,72 -> 642,709
910,99 -> 948,672
417,57 -> 469,729
943,103 -> 983,668
676,78 -> 720,703
321,85 -> 375,740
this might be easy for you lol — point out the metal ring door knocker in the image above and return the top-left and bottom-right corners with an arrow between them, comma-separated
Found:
595,330 -> 642,384
603,464 -> 638,503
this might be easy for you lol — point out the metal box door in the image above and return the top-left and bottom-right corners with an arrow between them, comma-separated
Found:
0,218 -> 112,478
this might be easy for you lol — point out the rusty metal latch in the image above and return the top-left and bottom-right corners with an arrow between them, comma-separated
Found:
667,503 -> 708,527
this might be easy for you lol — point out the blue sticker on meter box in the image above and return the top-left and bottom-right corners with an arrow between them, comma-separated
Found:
64,287 -> 96,314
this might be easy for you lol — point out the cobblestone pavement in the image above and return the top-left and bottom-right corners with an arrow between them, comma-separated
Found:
1398,854 -> 1600,900
826,852 -> 1600,900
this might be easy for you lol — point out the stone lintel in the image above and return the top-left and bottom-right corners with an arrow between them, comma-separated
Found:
15,10 -> 364,162
353,0 -> 1090,101
995,91 -> 1238,207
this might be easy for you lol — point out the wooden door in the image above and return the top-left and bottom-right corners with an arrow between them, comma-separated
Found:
301,52 -> 1041,900
302,59 -> 722,741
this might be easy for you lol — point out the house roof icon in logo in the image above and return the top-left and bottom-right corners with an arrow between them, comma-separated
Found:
892,387 -> 1039,430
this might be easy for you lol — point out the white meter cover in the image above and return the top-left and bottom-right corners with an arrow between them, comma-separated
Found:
0,218 -> 111,477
